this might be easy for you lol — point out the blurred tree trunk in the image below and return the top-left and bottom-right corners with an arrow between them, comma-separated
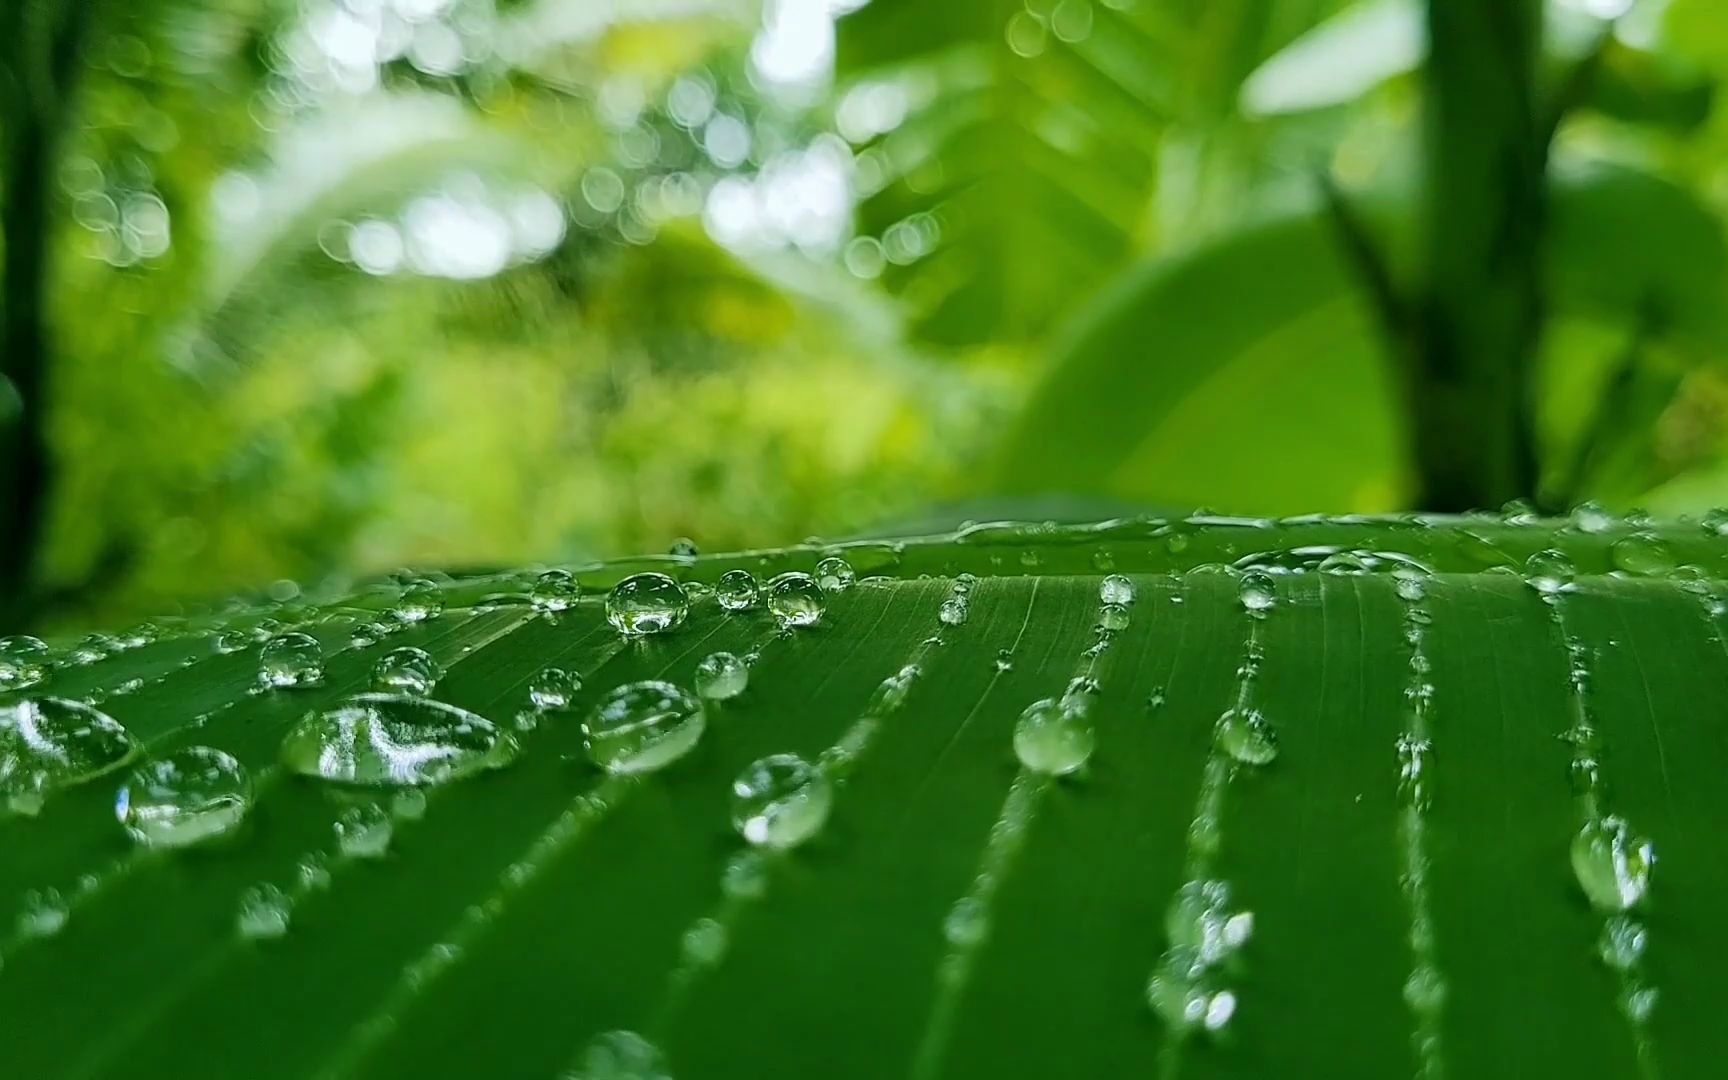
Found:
1409,0 -> 1544,511
0,0 -> 96,626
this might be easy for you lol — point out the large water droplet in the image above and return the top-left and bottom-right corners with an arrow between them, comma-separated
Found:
1,698 -> 136,809
766,572 -> 825,628
258,633 -> 325,689
115,746 -> 251,848
334,803 -> 394,859
1611,534 -> 1675,577
938,596 -> 969,627
1096,603 -> 1129,632
1239,570 -> 1276,613
1217,708 -> 1278,766
529,667 -> 581,710
583,680 -> 705,774
531,569 -> 581,612
1012,698 -> 1095,776
236,883 -> 291,940
0,636 -> 51,691
716,569 -> 759,611
731,753 -> 831,849
606,573 -> 689,636
694,652 -> 748,701
1524,549 -> 1575,596
1571,815 -> 1654,911
1099,574 -> 1135,605
569,1030 -> 670,1080
371,647 -> 442,696
815,556 -> 855,592
281,693 -> 517,786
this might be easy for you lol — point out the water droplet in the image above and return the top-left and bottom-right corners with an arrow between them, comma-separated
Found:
1599,914 -> 1647,971
606,573 -> 689,636
16,888 -> 68,940
694,652 -> 748,701
1099,574 -> 1135,605
1012,698 -> 1095,776
1393,567 -> 1429,602
394,579 -> 443,624
258,633 -> 324,689
0,636 -> 50,690
1524,549 -> 1576,596
1403,964 -> 1446,1013
1611,534 -> 1675,577
529,667 -> 582,710
115,746 -> 251,848
1239,570 -> 1276,613
236,884 -> 291,940
1317,551 -> 1372,574
938,596 -> 969,626
716,569 -> 759,611
1092,549 -> 1116,571
213,630 -> 251,655
1096,603 -> 1129,632
530,569 -> 581,612
1573,501 -> 1617,534
569,1030 -> 670,1080
944,896 -> 988,946
281,693 -> 518,786
1218,708 -> 1278,766
1703,507 -> 1728,537
371,647 -> 442,696
815,556 -> 855,592
1,698 -> 137,807
391,788 -> 428,821
1167,879 -> 1253,964
994,649 -> 1014,672
583,681 -> 705,774
1396,734 -> 1432,810
298,854 -> 333,891
722,850 -> 768,899
69,633 -> 115,665
1571,815 -> 1654,911
766,572 -> 825,628
334,803 -> 394,859
669,537 -> 699,558
681,916 -> 728,966
731,753 -> 832,849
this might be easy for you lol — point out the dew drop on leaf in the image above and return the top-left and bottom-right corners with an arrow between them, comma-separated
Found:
715,569 -> 759,611
722,850 -> 768,900
1012,698 -> 1094,776
258,632 -> 325,689
390,787 -> 427,822
334,803 -> 394,859
1572,501 -> 1618,534
606,573 -> 689,636
583,680 -> 705,775
115,746 -> 252,849
0,636 -> 50,691
530,569 -> 581,612
213,629 -> 251,655
1524,549 -> 1575,596
815,556 -> 855,592
694,652 -> 748,701
1239,570 -> 1276,613
16,887 -> 68,940
1096,603 -> 1129,632
766,572 -> 825,628
669,537 -> 699,558
943,896 -> 988,947
393,578 -> 443,624
568,1030 -> 670,1080
731,753 -> 832,849
236,883 -> 291,941
1571,815 -> 1655,911
0,697 -> 137,808
371,647 -> 442,696
1217,708 -> 1278,766
1599,914 -> 1648,971
69,633 -> 115,666
1611,534 -> 1676,577
938,596 -> 969,626
1099,574 -> 1135,605
281,693 -> 517,786
528,667 -> 582,710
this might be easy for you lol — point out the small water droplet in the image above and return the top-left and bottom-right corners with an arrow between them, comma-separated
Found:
731,753 -> 832,849
1092,549 -> 1116,571
815,556 -> 855,592
1599,914 -> 1647,971
722,850 -> 768,899
529,667 -> 582,710
394,579 -> 443,624
258,633 -> 324,689
1167,878 -> 1253,964
1239,570 -> 1276,613
994,649 -> 1014,672
213,630 -> 251,655
115,746 -> 251,848
583,681 -> 705,774
1702,508 -> 1728,537
391,788 -> 428,821
1096,603 -> 1129,632
530,569 -> 581,612
938,596 -> 969,626
681,916 -> 728,966
716,569 -> 759,611
766,572 -> 825,628
1012,698 -> 1095,776
694,652 -> 748,701
606,573 -> 689,636
669,537 -> 699,558
0,636 -> 51,690
16,887 -> 68,940
298,854 -> 333,891
1,697 -> 137,807
1317,551 -> 1372,574
236,884 -> 291,940
1524,549 -> 1576,596
569,1030 -> 669,1080
1611,534 -> 1675,577
1019,549 -> 1042,568
334,803 -> 394,859
1403,964 -> 1446,1013
1573,501 -> 1617,534
69,633 -> 116,665
282,693 -> 518,786
1218,708 -> 1278,766
1572,815 -> 1654,911
371,647 -> 442,696
944,896 -> 988,946
1099,574 -> 1135,605
1396,734 -> 1432,810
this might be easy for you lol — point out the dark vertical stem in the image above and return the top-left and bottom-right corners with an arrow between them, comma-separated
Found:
1410,0 -> 1544,511
0,0 -> 95,626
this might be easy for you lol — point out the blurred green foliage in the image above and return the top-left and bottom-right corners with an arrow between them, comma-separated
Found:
8,0 -> 1728,628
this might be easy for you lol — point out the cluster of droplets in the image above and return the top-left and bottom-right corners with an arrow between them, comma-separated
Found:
939,573 -> 975,628
1146,879 -> 1254,1033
